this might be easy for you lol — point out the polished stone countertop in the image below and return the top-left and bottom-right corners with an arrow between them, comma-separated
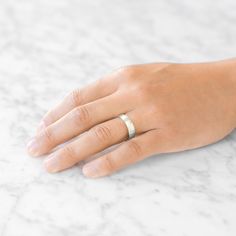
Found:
0,0 -> 236,235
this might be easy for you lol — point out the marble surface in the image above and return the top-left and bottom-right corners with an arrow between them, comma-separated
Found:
0,0 -> 236,235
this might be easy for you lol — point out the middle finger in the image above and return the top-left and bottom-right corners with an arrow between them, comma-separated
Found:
27,91 -> 131,156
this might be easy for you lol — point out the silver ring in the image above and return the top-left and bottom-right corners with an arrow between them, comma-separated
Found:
118,114 -> 136,139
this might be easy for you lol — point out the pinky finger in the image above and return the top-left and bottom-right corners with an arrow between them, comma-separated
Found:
82,130 -> 162,178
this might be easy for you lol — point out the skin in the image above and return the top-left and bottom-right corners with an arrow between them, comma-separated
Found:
27,59 -> 236,178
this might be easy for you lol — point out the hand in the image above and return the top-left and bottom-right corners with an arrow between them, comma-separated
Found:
27,60 -> 236,178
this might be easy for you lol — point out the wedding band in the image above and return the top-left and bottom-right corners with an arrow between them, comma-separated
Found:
118,114 -> 136,139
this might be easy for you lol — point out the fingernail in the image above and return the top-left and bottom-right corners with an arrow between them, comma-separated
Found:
82,163 -> 100,178
44,154 -> 60,173
37,120 -> 46,133
27,138 -> 40,156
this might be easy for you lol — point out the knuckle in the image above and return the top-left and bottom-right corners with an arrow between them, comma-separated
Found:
115,66 -> 137,78
43,111 -> 55,125
131,84 -> 151,103
135,85 -> 150,97
70,89 -> 83,106
127,140 -> 143,157
151,103 -> 167,119
73,106 -> 91,125
41,128 -> 55,145
91,125 -> 112,143
103,154 -> 116,173
63,146 -> 76,162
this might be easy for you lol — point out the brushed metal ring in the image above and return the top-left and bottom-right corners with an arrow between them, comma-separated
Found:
118,114 -> 136,139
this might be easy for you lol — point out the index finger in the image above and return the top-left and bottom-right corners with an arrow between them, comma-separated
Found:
37,75 -> 118,132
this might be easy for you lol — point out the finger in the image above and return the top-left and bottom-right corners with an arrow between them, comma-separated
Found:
37,76 -> 118,131
27,103 -> 154,157
28,91 -> 134,157
82,130 -> 162,178
43,112 -> 145,173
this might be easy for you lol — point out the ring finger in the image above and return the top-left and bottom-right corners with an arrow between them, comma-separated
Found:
43,109 -> 147,173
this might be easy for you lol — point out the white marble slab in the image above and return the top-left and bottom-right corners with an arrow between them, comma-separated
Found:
0,0 -> 236,235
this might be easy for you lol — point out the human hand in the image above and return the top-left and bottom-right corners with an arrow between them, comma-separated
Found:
27,60 -> 236,178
